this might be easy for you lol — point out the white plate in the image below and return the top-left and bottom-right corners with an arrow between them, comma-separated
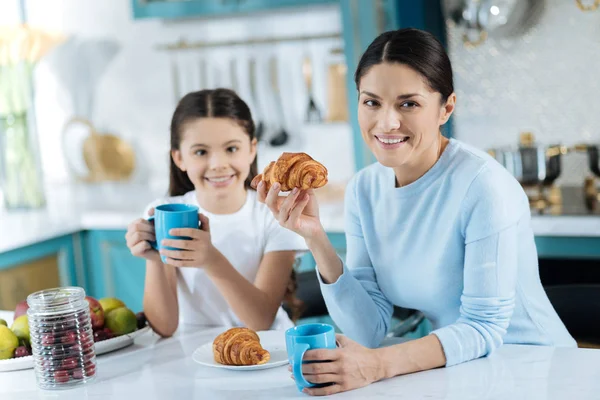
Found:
0,326 -> 151,373
192,330 -> 289,371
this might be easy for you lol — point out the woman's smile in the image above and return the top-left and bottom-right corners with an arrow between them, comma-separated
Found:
374,135 -> 410,150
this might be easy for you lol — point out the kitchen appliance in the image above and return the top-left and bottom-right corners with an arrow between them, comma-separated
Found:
488,132 -> 567,209
444,0 -> 543,48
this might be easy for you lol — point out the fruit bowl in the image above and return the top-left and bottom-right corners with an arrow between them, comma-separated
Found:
0,325 -> 151,372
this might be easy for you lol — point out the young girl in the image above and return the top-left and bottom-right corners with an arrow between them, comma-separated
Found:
125,89 -> 306,337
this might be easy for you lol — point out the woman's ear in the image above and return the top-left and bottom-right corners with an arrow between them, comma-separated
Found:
439,93 -> 456,125
171,149 -> 186,172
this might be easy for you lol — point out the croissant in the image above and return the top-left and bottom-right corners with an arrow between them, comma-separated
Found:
251,152 -> 328,192
212,328 -> 270,366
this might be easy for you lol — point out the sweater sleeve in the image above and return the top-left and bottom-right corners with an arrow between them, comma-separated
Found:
317,177 -> 394,348
431,166 -> 525,366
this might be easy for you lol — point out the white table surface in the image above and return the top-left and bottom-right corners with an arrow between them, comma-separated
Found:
1,310 -> 599,400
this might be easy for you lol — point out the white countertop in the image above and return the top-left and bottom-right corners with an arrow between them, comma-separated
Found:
0,309 -> 598,399
1,182 -> 600,254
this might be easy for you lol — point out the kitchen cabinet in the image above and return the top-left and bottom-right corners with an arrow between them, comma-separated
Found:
0,234 -> 83,310
131,0 -> 336,20
83,230 -> 146,313
236,0 -> 338,14
535,236 -> 600,259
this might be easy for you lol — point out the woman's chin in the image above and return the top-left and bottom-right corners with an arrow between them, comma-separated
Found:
373,150 -> 410,168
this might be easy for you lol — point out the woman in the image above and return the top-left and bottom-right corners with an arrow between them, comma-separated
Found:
257,28 -> 576,396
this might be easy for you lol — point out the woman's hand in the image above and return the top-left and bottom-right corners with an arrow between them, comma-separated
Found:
291,335 -> 385,396
125,208 -> 161,263
257,181 -> 324,240
159,213 -> 218,268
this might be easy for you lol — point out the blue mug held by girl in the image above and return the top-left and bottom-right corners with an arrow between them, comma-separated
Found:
285,323 -> 337,392
148,204 -> 199,263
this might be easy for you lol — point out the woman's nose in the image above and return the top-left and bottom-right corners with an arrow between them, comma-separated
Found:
379,108 -> 401,132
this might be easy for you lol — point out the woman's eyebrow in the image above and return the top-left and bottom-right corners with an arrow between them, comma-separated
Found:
359,91 -> 424,100
397,93 -> 423,100
359,90 -> 381,99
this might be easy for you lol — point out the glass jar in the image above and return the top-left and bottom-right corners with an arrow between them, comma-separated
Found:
27,287 -> 97,390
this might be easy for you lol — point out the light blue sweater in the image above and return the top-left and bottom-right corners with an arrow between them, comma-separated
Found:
319,138 -> 576,367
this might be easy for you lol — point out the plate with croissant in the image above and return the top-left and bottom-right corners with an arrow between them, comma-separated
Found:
192,327 -> 288,371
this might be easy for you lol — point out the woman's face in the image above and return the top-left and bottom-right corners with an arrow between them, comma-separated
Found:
172,117 -> 256,197
357,62 -> 454,169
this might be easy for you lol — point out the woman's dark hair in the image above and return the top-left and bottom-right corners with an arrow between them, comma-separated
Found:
168,88 -> 257,196
354,28 -> 454,103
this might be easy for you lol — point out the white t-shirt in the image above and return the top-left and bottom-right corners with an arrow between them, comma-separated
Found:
144,189 -> 307,331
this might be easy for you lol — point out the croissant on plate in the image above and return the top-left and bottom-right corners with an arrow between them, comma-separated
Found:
250,152 -> 328,192
212,327 -> 270,366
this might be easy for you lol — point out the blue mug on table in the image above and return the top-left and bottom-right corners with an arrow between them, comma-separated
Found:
148,204 -> 199,263
285,323 -> 337,392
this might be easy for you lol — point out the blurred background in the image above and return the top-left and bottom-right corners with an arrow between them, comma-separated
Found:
1,0 -> 599,347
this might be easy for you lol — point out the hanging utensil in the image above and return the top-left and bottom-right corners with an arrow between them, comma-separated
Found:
229,57 -> 239,92
268,55 -> 289,147
199,57 -> 208,90
302,55 -> 322,123
248,58 -> 265,141
171,57 -> 181,103
326,52 -> 348,122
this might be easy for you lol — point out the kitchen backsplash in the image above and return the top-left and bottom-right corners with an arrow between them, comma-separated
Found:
447,0 -> 600,186
8,0 -> 599,193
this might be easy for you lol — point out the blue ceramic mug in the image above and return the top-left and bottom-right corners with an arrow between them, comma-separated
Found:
285,323 -> 337,392
148,204 -> 199,263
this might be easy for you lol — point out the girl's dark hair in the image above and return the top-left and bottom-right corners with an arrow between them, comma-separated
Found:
354,28 -> 454,103
168,88 -> 258,197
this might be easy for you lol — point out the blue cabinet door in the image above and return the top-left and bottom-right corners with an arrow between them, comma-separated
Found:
131,0 -> 239,20
236,0 -> 337,14
0,234 -> 84,310
84,230 -> 146,313
132,0 -> 336,20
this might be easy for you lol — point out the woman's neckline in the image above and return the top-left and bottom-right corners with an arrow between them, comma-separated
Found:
388,138 -> 458,197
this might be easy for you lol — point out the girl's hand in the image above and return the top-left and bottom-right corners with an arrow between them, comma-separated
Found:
290,335 -> 384,396
159,213 -> 217,268
257,181 -> 324,240
126,208 -> 161,263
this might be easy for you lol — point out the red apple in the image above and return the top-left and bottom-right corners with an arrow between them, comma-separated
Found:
13,300 -> 29,320
85,296 -> 104,329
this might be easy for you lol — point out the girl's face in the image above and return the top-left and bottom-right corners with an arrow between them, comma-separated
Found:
357,62 -> 454,169
172,117 -> 256,197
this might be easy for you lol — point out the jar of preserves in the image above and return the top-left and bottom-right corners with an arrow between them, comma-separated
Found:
27,287 -> 96,389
